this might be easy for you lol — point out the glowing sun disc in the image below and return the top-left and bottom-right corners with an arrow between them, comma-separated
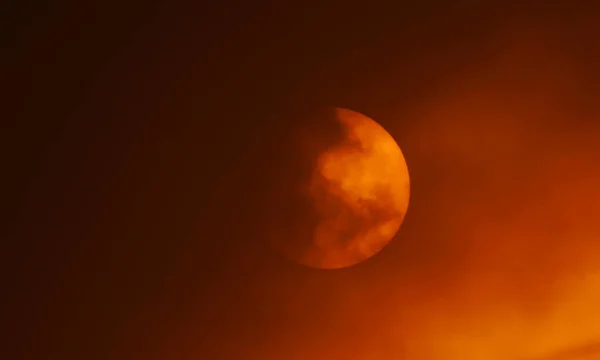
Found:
286,107 -> 410,269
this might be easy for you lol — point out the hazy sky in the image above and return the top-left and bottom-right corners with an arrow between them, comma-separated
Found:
6,2 -> 600,360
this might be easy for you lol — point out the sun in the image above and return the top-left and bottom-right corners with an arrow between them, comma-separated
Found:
296,107 -> 410,269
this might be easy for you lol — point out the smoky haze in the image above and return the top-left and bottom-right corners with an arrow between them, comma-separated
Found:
9,3 -> 600,360
389,26 -> 600,360
233,15 -> 600,360
264,107 -> 347,265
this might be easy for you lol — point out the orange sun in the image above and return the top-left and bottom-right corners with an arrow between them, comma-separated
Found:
295,107 -> 410,269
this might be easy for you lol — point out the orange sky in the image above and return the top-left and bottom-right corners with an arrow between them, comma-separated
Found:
241,22 -> 600,360
145,13 -> 600,360
12,4 -> 600,360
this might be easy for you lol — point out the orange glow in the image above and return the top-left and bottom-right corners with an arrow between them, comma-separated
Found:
246,29 -> 600,360
299,107 -> 410,269
172,21 -> 600,360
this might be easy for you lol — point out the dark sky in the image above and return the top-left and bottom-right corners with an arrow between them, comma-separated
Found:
5,2 -> 600,360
